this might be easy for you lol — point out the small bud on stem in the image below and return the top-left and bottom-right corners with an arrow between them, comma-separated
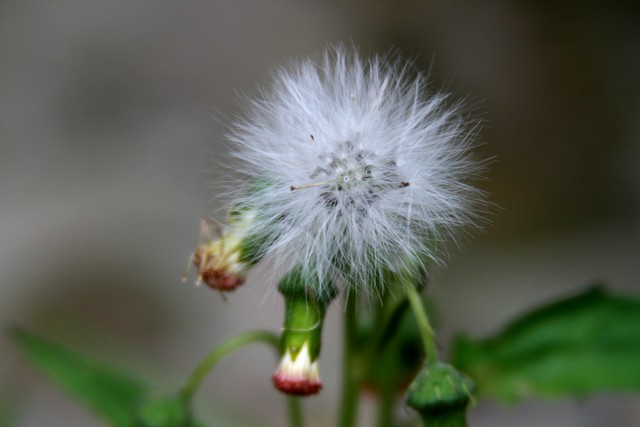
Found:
405,363 -> 475,427
272,268 -> 337,396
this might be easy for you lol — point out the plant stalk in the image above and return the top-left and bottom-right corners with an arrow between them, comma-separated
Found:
338,291 -> 360,427
404,284 -> 438,365
375,386 -> 396,427
180,330 -> 279,401
287,396 -> 303,427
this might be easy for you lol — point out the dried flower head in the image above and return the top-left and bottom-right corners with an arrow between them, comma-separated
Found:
227,47 -> 486,294
186,215 -> 256,292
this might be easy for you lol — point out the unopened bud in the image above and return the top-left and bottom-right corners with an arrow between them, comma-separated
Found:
272,341 -> 322,395
272,268 -> 336,396
405,363 -> 475,427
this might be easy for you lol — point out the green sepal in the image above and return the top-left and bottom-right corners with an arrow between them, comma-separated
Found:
451,285 -> 640,402
228,179 -> 273,218
10,326 -> 147,427
277,267 -> 337,308
281,296 -> 323,361
235,227 -> 272,267
405,363 -> 475,427
278,268 -> 337,361
231,179 -> 277,267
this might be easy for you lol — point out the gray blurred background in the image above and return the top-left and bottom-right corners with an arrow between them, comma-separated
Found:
1,1 -> 639,426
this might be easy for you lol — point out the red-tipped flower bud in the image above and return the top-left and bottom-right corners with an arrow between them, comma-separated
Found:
272,268 -> 336,396
272,341 -> 322,396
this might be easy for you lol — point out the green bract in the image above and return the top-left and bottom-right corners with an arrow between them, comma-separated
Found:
405,363 -> 475,427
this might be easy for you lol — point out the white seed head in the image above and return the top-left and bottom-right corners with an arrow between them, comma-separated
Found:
227,47 -> 487,294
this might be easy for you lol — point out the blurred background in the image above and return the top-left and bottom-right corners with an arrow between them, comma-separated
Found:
1,1 -> 639,426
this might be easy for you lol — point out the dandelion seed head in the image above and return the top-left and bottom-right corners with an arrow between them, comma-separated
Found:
227,47 -> 487,294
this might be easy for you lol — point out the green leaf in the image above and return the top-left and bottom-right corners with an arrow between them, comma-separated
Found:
136,395 -> 192,427
11,326 -> 147,427
451,286 -> 640,402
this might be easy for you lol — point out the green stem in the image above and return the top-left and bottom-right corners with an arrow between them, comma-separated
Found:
338,291 -> 360,427
180,330 -> 305,427
368,288 -> 390,355
370,289 -> 396,427
404,284 -> 438,365
180,330 -> 279,401
375,387 -> 395,427
287,396 -> 303,427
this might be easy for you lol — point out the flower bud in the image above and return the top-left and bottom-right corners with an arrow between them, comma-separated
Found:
272,341 -> 322,396
272,268 -> 336,396
405,363 -> 475,427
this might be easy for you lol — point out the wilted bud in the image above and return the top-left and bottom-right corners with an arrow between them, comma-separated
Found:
192,239 -> 246,291
187,209 -> 259,292
272,268 -> 336,396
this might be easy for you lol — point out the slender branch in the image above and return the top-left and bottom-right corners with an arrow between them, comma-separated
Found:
338,291 -> 360,427
404,284 -> 438,365
180,330 -> 279,401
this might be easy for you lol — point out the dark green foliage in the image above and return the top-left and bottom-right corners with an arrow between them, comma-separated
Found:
11,327 -> 205,427
452,286 -> 640,402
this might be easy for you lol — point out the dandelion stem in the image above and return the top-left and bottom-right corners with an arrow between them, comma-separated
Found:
180,330 -> 279,401
339,291 -> 360,427
405,284 -> 439,365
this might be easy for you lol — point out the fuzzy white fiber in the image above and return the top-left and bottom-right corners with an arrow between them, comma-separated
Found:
227,48 -> 486,294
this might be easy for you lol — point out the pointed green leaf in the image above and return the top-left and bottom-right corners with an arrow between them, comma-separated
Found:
451,286 -> 640,402
136,395 -> 193,427
11,326 -> 147,427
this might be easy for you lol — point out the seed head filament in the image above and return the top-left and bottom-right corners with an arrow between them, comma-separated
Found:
290,140 -> 410,211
